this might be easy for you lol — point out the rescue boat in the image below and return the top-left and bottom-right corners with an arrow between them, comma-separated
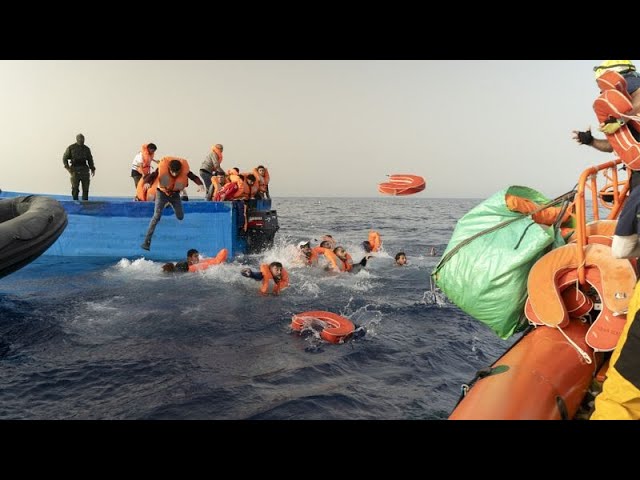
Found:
439,158 -> 636,419
0,195 -> 68,279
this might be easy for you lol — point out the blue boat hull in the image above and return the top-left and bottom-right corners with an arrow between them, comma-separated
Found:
0,191 -> 277,261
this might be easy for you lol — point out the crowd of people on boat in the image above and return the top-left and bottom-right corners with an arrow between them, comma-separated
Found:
62,138 -> 271,204
128,142 -> 271,203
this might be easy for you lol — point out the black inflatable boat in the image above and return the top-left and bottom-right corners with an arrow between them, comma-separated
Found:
0,196 -> 68,279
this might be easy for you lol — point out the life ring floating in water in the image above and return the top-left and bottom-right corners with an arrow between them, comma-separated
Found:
291,310 -> 355,344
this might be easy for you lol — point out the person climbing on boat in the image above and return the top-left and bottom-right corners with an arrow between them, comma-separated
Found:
395,252 -> 407,266
140,157 -> 204,251
241,261 -> 289,295
62,133 -> 96,201
199,144 -> 224,196
131,143 -> 158,191
207,170 -> 228,200
573,60 -> 640,190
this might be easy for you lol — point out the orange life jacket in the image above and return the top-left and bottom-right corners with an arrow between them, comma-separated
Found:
188,248 -> 228,272
368,231 -> 381,252
259,263 -> 289,294
252,167 -> 270,193
593,70 -> 640,170
157,157 -> 190,194
242,172 -> 260,199
137,143 -> 156,176
321,249 -> 347,272
505,194 -> 573,226
135,174 -> 159,201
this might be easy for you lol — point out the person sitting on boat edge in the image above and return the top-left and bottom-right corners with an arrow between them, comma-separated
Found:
253,165 -> 270,199
207,170 -> 228,201
131,143 -> 158,191
395,252 -> 407,266
140,157 -> 204,251
241,261 -> 289,295
573,60 -> 640,190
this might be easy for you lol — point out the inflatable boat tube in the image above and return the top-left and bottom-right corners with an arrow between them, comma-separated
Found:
0,196 -> 68,279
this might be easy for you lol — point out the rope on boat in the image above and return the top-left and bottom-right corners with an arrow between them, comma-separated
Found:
432,189 -> 577,278
557,325 -> 593,365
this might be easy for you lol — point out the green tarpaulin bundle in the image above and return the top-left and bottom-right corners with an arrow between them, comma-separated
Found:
432,186 -> 566,339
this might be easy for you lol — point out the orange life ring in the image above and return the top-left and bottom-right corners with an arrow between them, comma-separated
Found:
291,310 -> 355,344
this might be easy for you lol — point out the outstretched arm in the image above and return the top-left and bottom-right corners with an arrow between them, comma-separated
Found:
187,171 -> 205,192
572,128 -> 614,153
241,268 -> 263,281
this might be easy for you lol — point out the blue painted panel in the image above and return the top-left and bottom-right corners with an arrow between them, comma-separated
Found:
0,191 -> 273,261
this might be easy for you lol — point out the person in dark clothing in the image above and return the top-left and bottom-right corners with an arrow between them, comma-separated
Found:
63,133 -> 96,200
140,157 -> 204,251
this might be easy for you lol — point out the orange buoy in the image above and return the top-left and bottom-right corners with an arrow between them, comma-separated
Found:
378,174 -> 425,196
291,310 -> 355,344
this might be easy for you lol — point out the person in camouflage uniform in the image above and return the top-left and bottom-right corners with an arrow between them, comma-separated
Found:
63,133 -> 96,200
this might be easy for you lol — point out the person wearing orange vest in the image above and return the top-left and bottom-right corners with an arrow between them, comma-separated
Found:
298,240 -> 319,266
253,165 -> 270,199
131,143 -> 158,190
140,158 -> 204,251
241,261 -> 289,295
573,60 -> 640,190
333,246 -> 371,274
161,248 -> 227,273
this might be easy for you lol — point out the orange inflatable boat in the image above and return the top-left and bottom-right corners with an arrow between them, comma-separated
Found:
449,321 -> 601,420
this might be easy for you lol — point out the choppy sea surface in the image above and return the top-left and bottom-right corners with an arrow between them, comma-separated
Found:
0,196 -> 514,420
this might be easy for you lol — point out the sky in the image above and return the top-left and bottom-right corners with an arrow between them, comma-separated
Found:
0,60 -> 619,199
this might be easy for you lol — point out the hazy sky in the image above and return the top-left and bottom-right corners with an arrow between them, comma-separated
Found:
0,60 -> 617,198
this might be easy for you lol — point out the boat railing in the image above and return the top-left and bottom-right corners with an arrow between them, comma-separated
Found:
574,157 -> 629,284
